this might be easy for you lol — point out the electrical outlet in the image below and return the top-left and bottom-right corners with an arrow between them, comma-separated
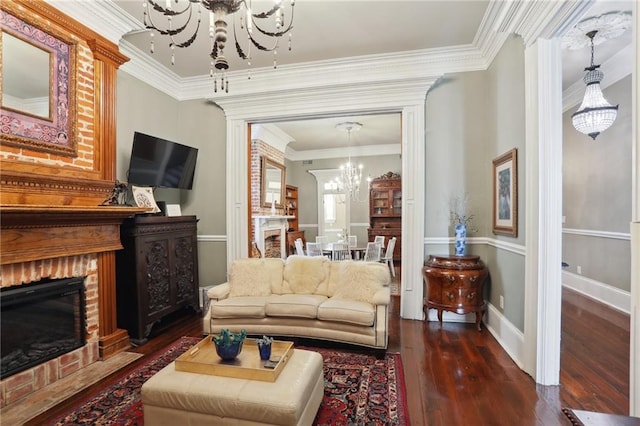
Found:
577,265 -> 582,275
562,215 -> 566,223
499,295 -> 504,309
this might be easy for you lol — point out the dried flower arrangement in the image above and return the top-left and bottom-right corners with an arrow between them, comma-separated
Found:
449,193 -> 477,231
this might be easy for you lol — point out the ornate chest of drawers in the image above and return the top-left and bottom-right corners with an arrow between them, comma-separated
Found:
422,254 -> 488,331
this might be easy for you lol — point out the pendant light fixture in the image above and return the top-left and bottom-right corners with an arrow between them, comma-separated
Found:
335,122 -> 365,202
571,30 -> 619,140
143,0 -> 295,93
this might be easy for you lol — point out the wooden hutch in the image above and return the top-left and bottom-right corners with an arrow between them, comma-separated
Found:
285,184 -> 305,255
368,172 -> 401,261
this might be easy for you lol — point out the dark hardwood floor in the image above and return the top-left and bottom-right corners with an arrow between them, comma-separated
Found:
27,287 -> 630,425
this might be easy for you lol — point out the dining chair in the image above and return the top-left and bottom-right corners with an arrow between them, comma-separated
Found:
295,238 -> 305,256
363,241 -> 382,262
315,236 -> 329,251
306,242 -> 323,257
374,235 -> 385,248
331,242 -> 352,261
380,237 -> 396,277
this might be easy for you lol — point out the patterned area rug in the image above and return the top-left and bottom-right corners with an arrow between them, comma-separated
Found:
50,337 -> 409,426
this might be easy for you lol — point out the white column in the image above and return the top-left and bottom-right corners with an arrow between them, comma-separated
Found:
630,1 -> 639,416
523,38 -> 563,385
400,104 -> 426,320
226,119 -> 249,265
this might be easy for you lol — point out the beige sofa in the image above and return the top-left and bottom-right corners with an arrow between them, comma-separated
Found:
202,255 -> 391,349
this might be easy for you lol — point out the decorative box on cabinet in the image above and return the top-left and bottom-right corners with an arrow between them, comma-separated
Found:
422,254 -> 488,331
116,215 -> 200,345
368,172 -> 401,261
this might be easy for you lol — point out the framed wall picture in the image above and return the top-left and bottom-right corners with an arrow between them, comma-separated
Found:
492,148 -> 518,236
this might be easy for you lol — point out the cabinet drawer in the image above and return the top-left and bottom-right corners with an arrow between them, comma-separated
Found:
442,287 -> 481,307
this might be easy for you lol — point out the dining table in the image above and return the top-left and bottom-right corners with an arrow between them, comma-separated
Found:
322,242 -> 368,260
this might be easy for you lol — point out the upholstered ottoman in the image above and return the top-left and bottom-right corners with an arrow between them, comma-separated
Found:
141,349 -> 324,426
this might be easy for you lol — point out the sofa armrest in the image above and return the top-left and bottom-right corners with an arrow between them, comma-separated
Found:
372,287 -> 391,305
208,283 -> 230,301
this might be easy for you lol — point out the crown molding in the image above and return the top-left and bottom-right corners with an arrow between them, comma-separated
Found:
562,43 -> 634,111
252,124 -> 292,154
492,0 -> 593,46
45,0 -> 142,45
118,40 -> 183,99
285,144 -> 401,162
213,78 -> 438,122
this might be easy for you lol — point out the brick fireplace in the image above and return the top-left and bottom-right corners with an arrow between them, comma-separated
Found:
253,215 -> 293,258
0,0 -> 139,409
0,255 -> 99,406
0,206 -> 141,408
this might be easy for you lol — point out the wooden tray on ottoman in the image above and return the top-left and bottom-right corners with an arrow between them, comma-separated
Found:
174,336 -> 294,382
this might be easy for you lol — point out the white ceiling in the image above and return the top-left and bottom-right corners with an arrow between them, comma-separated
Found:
87,1 -> 638,154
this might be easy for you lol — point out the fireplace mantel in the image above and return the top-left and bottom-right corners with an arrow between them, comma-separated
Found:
0,205 -> 147,265
253,215 -> 295,259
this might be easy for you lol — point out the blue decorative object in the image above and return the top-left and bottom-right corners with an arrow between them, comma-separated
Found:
212,329 -> 247,361
454,224 -> 467,256
258,342 -> 272,360
214,340 -> 244,361
256,335 -> 274,360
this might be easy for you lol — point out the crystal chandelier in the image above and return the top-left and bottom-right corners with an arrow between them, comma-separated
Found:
143,0 -> 295,93
571,30 -> 619,140
335,122 -> 365,201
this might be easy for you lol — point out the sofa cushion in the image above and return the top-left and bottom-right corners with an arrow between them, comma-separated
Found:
210,296 -> 266,319
265,294 -> 327,319
228,258 -> 283,298
329,261 -> 390,303
279,255 -> 330,295
317,298 -> 375,326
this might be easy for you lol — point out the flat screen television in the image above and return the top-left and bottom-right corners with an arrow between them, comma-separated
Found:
127,131 -> 198,190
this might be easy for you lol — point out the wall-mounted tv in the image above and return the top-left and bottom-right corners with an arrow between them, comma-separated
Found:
127,132 -> 198,190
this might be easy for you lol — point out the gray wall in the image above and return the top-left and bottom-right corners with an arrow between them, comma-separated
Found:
562,75 -> 633,292
116,72 -> 229,288
425,34 -> 527,331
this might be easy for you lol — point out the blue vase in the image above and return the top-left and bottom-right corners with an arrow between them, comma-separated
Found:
257,342 -> 272,360
454,224 -> 467,256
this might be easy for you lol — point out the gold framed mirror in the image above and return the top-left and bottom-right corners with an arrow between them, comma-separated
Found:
261,157 -> 285,208
0,3 -> 78,156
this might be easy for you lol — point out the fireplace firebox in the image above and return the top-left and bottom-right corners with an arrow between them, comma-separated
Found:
0,277 -> 86,379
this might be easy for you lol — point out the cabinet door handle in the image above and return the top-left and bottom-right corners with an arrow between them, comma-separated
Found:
469,276 -> 478,282
447,275 -> 456,282
467,292 -> 476,300
446,292 -> 454,300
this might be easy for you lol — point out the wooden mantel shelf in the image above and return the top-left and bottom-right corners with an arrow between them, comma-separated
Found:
0,204 -> 149,265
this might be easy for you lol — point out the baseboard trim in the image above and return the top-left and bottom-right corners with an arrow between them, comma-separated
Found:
562,271 -> 631,314
485,303 -> 525,370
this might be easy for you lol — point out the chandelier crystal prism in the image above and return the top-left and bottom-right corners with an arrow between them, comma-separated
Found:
571,30 -> 619,140
335,122 -> 365,202
142,0 -> 295,93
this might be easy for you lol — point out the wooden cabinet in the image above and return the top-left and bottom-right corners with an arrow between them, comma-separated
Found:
285,184 -> 305,255
368,172 -> 401,260
116,215 -> 200,345
285,185 -> 299,231
422,254 -> 488,331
